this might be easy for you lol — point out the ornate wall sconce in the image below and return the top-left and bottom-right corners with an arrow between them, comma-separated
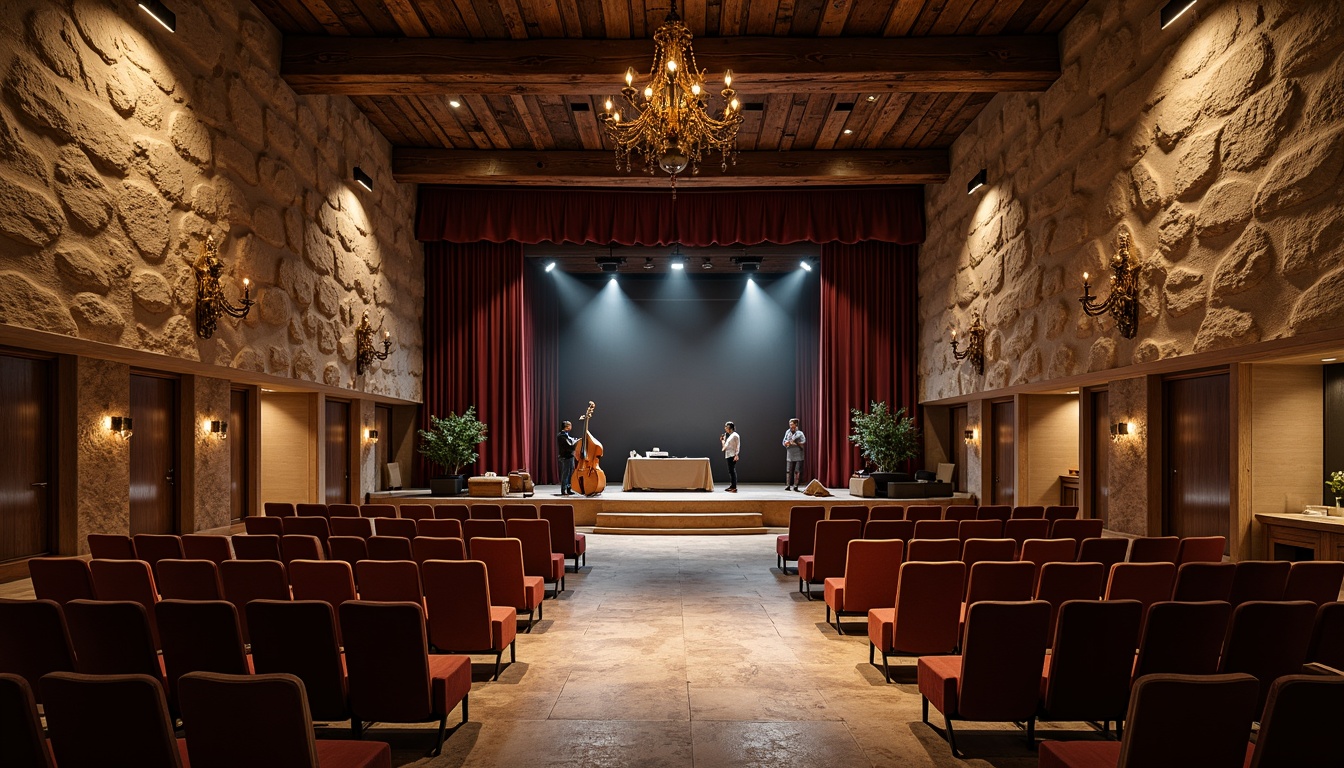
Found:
108,416 -> 133,439
964,428 -> 977,445
203,419 -> 228,439
950,313 -> 986,375
1080,231 -> 1141,339
365,429 -> 379,443
356,311 -> 392,375
1110,421 -> 1136,441
195,234 -> 254,339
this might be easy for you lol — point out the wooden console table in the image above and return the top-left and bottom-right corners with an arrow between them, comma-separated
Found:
1254,512 -> 1344,561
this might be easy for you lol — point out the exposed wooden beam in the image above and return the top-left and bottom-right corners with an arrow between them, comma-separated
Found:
391,148 -> 949,185
282,34 -> 1059,95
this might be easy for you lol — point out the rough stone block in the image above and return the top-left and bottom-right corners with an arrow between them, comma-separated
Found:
1193,307 -> 1260,352
1195,180 -> 1254,238
1253,128 -> 1344,218
0,176 -> 63,247
70,293 -> 124,341
1173,128 -> 1221,201
116,182 -> 170,259
0,270 -> 77,335
1211,225 -> 1273,300
1164,268 -> 1206,317
55,245 -> 112,293
1221,79 -> 1299,173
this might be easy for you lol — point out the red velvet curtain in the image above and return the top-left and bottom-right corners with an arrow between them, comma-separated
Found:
417,186 -> 925,246
816,241 -> 921,487
420,242 -> 534,481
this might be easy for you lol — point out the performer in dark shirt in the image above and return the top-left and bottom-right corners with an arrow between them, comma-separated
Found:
557,421 -> 578,496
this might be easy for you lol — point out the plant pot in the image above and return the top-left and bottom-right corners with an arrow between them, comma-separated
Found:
870,471 -> 911,498
430,475 -> 466,497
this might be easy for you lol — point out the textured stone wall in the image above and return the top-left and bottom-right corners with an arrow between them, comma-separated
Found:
75,356 -> 128,553
0,0 -> 423,400
190,375 -> 231,532
920,0 -> 1344,400
1107,376 -> 1150,536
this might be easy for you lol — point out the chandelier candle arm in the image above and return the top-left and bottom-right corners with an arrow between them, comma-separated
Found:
356,310 -> 393,375
949,313 -> 987,376
1078,232 -> 1141,339
194,234 -> 254,340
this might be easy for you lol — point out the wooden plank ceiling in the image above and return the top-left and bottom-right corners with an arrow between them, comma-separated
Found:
254,0 -> 1085,187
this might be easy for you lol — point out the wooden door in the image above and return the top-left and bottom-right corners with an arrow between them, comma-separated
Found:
950,405 -> 968,493
130,374 -> 178,535
230,389 -> 249,522
0,353 -> 52,561
1164,373 -> 1230,546
374,404 -> 391,491
1090,389 -> 1110,525
991,400 -> 1015,505
325,400 -> 350,503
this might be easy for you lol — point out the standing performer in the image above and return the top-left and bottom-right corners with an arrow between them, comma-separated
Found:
556,420 -> 578,496
720,421 -> 741,493
782,418 -> 806,491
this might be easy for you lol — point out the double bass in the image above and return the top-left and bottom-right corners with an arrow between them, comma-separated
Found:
571,401 -> 606,497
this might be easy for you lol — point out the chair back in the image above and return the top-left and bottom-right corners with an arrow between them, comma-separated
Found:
1128,535 -> 1180,563
863,519 -> 913,542
1220,600 -> 1318,716
178,672 -> 323,768
827,505 -> 868,525
1105,562 -> 1176,613
1176,535 -> 1226,564
1284,561 -> 1344,606
1077,537 -> 1129,576
413,536 -> 467,563
1035,562 -> 1106,641
913,519 -> 959,539
783,506 -> 826,559
87,533 -> 136,559
472,537 -> 529,609
423,560 -> 494,651
1003,519 -> 1050,555
360,504 -> 398,518
288,559 -> 358,612
0,599 -> 75,701
964,561 -> 1035,606
1020,538 -> 1078,585
155,600 -> 249,703
1132,600 -> 1232,680
889,561 -> 965,655
244,517 -> 284,536
539,505 -> 579,557
375,517 -> 418,539
339,601 -> 435,722
807,519 -> 863,583
40,672 -> 182,768
957,519 -> 1002,541
231,534 -> 282,561
906,538 -> 961,562
281,515 -> 331,545
956,600 -> 1050,721
355,560 -> 422,603
156,559 -> 222,600
1173,561 -> 1237,602
904,505 -> 942,523
868,505 -> 904,521
507,518 -> 557,579
0,673 -> 53,768
463,519 -> 507,553
1049,518 -> 1104,554
838,539 -> 903,614
246,600 -> 348,721
470,504 -> 503,520
328,536 -> 368,566
330,517 -> 375,539
1115,673 -> 1258,768
1307,602 -> 1344,670
280,535 -> 325,564
262,502 -> 296,518
1229,560 -> 1291,605
1044,505 -> 1079,523
1042,599 -> 1142,722
503,504 -> 539,520
418,518 -> 464,539
368,535 -> 415,561
1010,505 -> 1046,519
961,538 -> 1016,571
64,600 -> 161,680
89,559 -> 160,645
400,504 -> 435,521
434,504 -> 471,522
327,503 -> 360,517
942,505 -> 976,521
296,503 -> 331,517
181,535 -> 233,564
975,504 -> 1011,522
28,557 -> 95,604
132,534 -> 184,578
219,559 -> 290,642
1249,675 -> 1344,768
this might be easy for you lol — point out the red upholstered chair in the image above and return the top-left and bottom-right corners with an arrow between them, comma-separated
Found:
1004,519 -> 1050,557
434,504 -> 471,522
375,517 -> 419,539
1176,535 -> 1226,564
90,559 -> 161,646
1010,505 -> 1046,520
331,516 -> 375,539
219,559 -> 290,642
263,502 -> 296,518
1285,561 -> 1344,605
975,505 -> 1011,523
1077,538 -> 1130,585
1219,600 -> 1318,717
1039,599 -> 1143,736
463,519 -> 507,554
63,600 -> 164,685
244,516 -> 284,536
904,505 -> 942,523
913,519 -> 959,540
418,518 -> 464,539
368,535 -> 414,561
507,518 -> 565,596
280,534 -> 326,564
798,519 -> 863,599
0,673 -> 53,768
1127,535 -> 1180,563
863,519 -> 914,542
329,535 -> 369,566
154,600 -> 249,704
868,561 -> 965,682
246,600 -> 350,722
339,601 -> 471,755
1229,560 -> 1291,605
942,505 -> 976,522
868,505 -> 905,521
1173,561 -> 1237,602
1035,562 -> 1106,643
917,600 -> 1051,757
1020,539 -> 1078,586
288,559 -> 358,614
828,505 -> 869,525
957,519 -> 1002,541
360,504 -> 398,518
959,539 -> 1016,577
423,560 -> 518,680
400,504 -> 435,522
1049,518 -> 1104,556
775,505 -> 825,573
1248,675 -> 1344,768
178,672 -> 391,768
823,539 -> 903,633
539,504 -> 586,571
133,534 -> 185,579
28,557 -> 95,604
1037,673 -> 1259,768
470,504 -> 503,520
282,515 -> 331,552
413,536 -> 467,563
88,533 -> 136,559
1104,562 -> 1176,619
1043,505 -> 1079,523
906,538 -> 961,562
40,672 -> 185,768
1307,602 -> 1344,670
0,599 -> 76,702
355,560 -> 422,606
472,537 -> 546,631
503,504 -> 539,520
299,503 -> 333,517
231,534 -> 282,561
181,535 -> 233,564
332,503 -> 365,517
1132,600 -> 1232,679
962,560 -> 1034,615
156,559 -> 222,600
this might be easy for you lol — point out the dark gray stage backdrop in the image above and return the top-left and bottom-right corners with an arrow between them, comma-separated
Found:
556,271 -> 812,486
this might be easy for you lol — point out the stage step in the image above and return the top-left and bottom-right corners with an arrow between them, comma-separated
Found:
594,511 -> 766,535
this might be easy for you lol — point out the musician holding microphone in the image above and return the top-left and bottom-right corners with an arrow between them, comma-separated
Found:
720,422 -> 740,493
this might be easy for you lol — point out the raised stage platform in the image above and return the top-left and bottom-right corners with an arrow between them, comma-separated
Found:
368,484 -> 971,534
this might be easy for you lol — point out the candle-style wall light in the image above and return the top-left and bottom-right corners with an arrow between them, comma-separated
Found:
195,234 -> 253,339
1080,231 -> 1141,339
950,313 -> 986,375
356,311 -> 392,375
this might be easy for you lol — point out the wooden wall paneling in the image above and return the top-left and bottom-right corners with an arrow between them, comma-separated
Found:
391,404 -> 419,486
990,398 -> 1016,505
922,404 -> 951,477
375,404 -> 392,491
56,355 -> 77,556
260,392 -> 317,505
0,352 -> 53,563
1327,364 -> 1344,504
1246,365 -> 1323,559
1085,388 -> 1109,525
1020,394 -> 1079,508
129,373 -> 178,535
177,375 -> 198,535
1162,370 -> 1231,547
325,398 -> 352,504
1145,374 -> 1164,536
230,388 -> 252,522
1231,363 -> 1251,562
951,404 -> 968,493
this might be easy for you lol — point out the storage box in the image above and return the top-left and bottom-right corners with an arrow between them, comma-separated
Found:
468,475 -> 509,497
848,476 -> 876,497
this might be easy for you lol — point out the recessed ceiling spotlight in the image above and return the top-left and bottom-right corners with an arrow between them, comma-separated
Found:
1160,0 -> 1197,28
1066,390 -> 1079,395
866,95 -> 877,102
1324,357 -> 1339,363
842,129 -> 853,135
449,99 -> 461,108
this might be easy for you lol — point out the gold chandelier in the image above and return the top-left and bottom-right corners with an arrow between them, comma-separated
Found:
598,5 -> 742,191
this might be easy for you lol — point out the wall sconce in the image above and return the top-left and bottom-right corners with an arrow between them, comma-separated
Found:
195,234 -> 254,339
365,429 -> 379,443
138,0 -> 176,32
1110,421 -> 1136,441
353,166 -> 373,192
950,313 -> 986,375
109,416 -> 133,439
355,311 -> 392,375
1080,231 -> 1141,339
964,428 -> 977,445
203,419 -> 228,439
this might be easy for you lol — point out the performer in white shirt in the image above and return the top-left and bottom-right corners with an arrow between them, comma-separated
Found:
782,418 -> 806,491
719,422 -> 741,493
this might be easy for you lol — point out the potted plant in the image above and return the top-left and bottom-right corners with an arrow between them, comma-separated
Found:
418,407 -> 488,497
849,401 -> 921,497
1328,470 -> 1344,515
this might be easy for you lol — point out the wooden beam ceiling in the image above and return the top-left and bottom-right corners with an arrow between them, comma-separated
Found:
282,34 -> 1060,96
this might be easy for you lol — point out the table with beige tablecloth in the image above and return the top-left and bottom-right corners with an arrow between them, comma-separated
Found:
622,457 -> 715,491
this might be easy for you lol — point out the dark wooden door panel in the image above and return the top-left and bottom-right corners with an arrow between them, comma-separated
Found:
1091,389 -> 1109,525
130,374 -> 177,535
374,405 -> 391,491
0,354 -> 51,561
325,400 -> 350,504
230,389 -> 249,522
1164,373 -> 1230,546
950,405 -> 967,494
992,400 -> 1015,505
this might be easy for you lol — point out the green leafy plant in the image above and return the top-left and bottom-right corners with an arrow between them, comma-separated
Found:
418,407 -> 488,476
1328,470 -> 1344,500
848,401 -> 921,473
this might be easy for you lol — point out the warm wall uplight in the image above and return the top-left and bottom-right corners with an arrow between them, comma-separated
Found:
365,429 -> 379,443
138,1 -> 176,32
109,416 -> 134,440
967,168 -> 987,195
964,428 -> 977,444
1160,0 -> 1197,28
204,419 -> 228,438
1110,421 -> 1136,441
353,166 -> 373,191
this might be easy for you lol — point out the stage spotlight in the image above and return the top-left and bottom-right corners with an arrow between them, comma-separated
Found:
545,261 -> 556,272
732,256 -> 761,272
799,260 -> 813,272
701,257 -> 713,270
596,256 -> 625,273
670,254 -> 685,270
643,257 -> 655,270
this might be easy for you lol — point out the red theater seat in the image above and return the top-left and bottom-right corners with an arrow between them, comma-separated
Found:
823,538 -> 903,633
473,537 -> 545,632
1176,535 -> 1226,565
246,600 -> 350,722
423,560 -> 518,681
156,559 -> 223,601
507,518 -> 565,596
413,536 -> 467,563
1038,599 -> 1142,735
1247,674 -> 1344,768
797,519 -> 863,600
1132,600 -> 1231,679
28,557 -> 95,605
539,504 -> 586,571
41,672 -> 186,768
775,505 -> 825,574
1284,561 -> 1344,606
181,535 -> 233,564
868,560 -> 965,683
0,673 -> 53,768
0,599 -> 76,702
1127,536 -> 1179,563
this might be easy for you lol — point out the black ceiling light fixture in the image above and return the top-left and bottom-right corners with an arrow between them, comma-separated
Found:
732,256 -> 761,272
643,257 -> 655,270
138,0 -> 176,32
353,166 -> 373,191
967,168 -> 987,195
1160,0 -> 1197,28
597,256 -> 626,273
701,257 -> 713,270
